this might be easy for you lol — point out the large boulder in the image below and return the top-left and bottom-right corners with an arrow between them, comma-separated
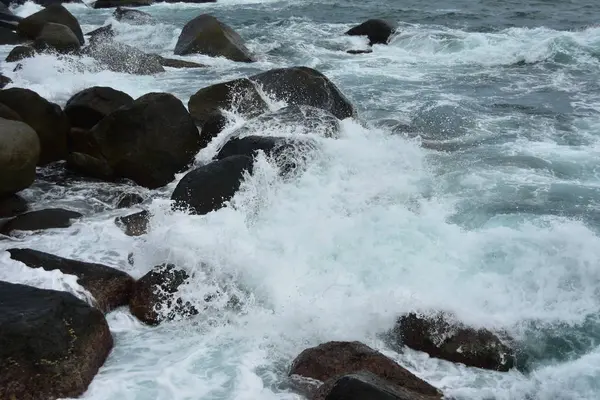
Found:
17,4 -> 84,45
93,0 -> 152,8
392,312 -> 516,372
86,24 -> 114,42
171,155 -> 254,215
64,86 -> 134,129
0,208 -> 82,236
33,22 -> 81,53
233,105 -> 341,139
187,77 -> 267,126
152,55 -> 205,69
129,263 -> 198,325
289,341 -> 441,399
0,195 -> 28,218
113,6 -> 154,24
0,26 -> 24,45
0,103 -> 20,121
345,19 -> 397,45
0,73 -> 11,88
251,67 -> 356,120
73,92 -> 201,189
83,40 -> 164,75
0,118 -> 40,198
115,210 -> 149,236
7,248 -> 134,313
0,88 -> 69,165
174,14 -> 254,62
0,281 -> 113,400
6,45 -> 36,62
314,371 -> 441,400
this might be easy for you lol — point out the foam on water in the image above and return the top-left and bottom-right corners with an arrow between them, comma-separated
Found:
1,1 -> 600,399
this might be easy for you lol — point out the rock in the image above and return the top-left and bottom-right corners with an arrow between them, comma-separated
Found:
250,67 -> 356,120
7,248 -> 134,313
171,155 -> 254,215
314,371 -> 441,400
129,263 -> 198,325
31,0 -> 84,6
0,208 -> 82,235
233,105 -> 341,139
174,14 -> 254,62
0,118 -> 40,198
0,88 -> 69,165
66,152 -> 114,180
0,195 -> 28,218
115,210 -> 149,236
33,22 -> 81,53
86,24 -> 113,42
0,26 -> 24,45
17,4 -> 84,45
153,55 -> 205,68
345,19 -> 397,45
116,192 -> 144,208
0,73 -> 10,88
199,112 -> 227,146
68,127 -> 92,153
289,341 -> 441,398
93,0 -> 152,8
113,6 -> 154,24
64,86 -> 134,129
81,92 -> 200,188
160,0 -> 215,2
6,45 -> 36,62
347,49 -> 372,54
0,102 -> 20,121
83,40 -> 164,75
0,281 -> 113,400
188,77 -> 268,126
393,312 -> 516,372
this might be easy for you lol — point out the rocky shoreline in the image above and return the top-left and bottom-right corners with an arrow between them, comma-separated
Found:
0,2 -> 518,399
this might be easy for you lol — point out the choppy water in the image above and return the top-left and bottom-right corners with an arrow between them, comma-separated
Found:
1,0 -> 600,399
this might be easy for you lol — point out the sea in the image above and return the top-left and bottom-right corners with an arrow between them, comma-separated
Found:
1,0 -> 599,399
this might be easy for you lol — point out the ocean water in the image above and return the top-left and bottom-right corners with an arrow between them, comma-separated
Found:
1,0 -> 600,399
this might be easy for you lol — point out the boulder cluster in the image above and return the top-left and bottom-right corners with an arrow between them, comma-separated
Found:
0,3 -> 517,400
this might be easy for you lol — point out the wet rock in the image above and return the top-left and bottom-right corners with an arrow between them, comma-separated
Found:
187,77 -> 267,126
64,86 -> 134,129
0,281 -> 113,400
347,49 -> 372,54
0,208 -> 82,235
86,24 -> 113,42
116,192 -> 144,208
66,152 -> 114,179
74,92 -> 200,188
68,127 -> 92,153
153,55 -> 205,68
113,6 -> 154,24
129,263 -> 198,325
199,112 -> 228,146
0,87 -> 69,165
17,4 -> 84,45
392,312 -> 516,372
0,118 -> 40,198
251,67 -> 356,120
171,155 -> 254,215
0,195 -> 27,218
7,248 -> 134,313
30,0 -> 83,6
233,105 -> 341,139
174,14 -> 254,62
0,73 -> 10,88
289,341 -> 441,398
115,210 -> 149,236
83,40 -> 164,75
0,102 -> 20,121
33,22 -> 81,53
6,45 -> 36,62
93,0 -> 152,8
345,19 -> 397,45
0,26 -> 23,45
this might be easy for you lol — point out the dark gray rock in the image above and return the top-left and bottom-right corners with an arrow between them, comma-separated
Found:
171,155 -> 254,215
33,22 -> 81,53
113,6 -> 154,24
0,103 -> 20,121
0,26 -> 24,46
115,210 -> 149,236
93,0 -> 152,8
0,118 -> 40,198
116,192 -> 144,208
83,40 -> 164,75
152,55 -> 205,69
6,45 -> 36,62
86,24 -> 113,42
0,195 -> 27,218
0,73 -> 10,88
7,248 -> 134,313
17,4 -> 84,45
64,86 -> 133,129
0,208 -> 82,235
174,14 -> 254,62
345,19 -> 397,45
0,281 -> 113,400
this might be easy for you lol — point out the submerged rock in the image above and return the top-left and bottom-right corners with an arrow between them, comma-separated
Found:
171,155 -> 254,215
116,192 -> 144,208
289,341 -> 441,399
0,281 -> 113,399
0,87 -> 69,165
152,55 -> 205,68
129,263 -> 198,325
345,19 -> 397,45
85,24 -> 114,42
0,118 -> 40,198
392,312 -> 516,371
0,208 -> 82,235
113,6 -> 155,24
174,14 -> 254,62
93,0 -> 152,8
17,4 -> 84,45
64,86 -> 134,129
347,49 -> 373,54
7,248 -> 134,313
115,210 -> 149,236
6,45 -> 36,62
